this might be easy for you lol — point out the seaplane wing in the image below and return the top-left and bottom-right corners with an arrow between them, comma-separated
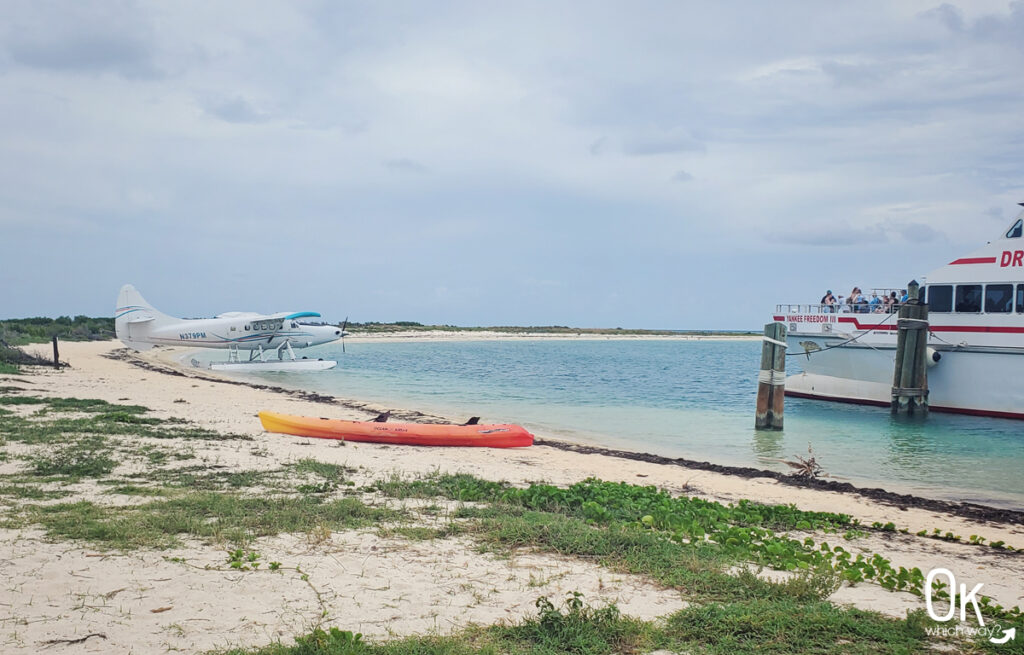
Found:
215,311 -> 262,319
115,285 -> 344,356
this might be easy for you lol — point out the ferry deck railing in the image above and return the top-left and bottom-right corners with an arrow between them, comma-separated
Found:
775,303 -> 902,315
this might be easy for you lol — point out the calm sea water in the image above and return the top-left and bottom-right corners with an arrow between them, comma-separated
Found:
207,339 -> 1024,509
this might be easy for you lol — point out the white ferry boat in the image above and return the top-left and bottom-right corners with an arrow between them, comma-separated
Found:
774,208 -> 1024,420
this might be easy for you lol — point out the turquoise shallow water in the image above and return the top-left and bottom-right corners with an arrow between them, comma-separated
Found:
210,339 -> 1024,509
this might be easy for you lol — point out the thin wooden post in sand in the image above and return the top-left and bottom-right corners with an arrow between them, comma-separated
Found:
891,281 -> 929,416
52,336 -> 60,369
755,322 -> 787,430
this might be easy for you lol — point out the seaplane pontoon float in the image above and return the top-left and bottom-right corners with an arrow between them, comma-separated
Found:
773,208 -> 1024,419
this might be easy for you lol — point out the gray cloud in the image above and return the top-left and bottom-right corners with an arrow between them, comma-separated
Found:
2,1 -> 165,79
820,60 -> 887,87
202,96 -> 270,124
8,35 -> 161,78
919,4 -> 965,32
384,158 -> 429,174
671,170 -> 693,183
622,133 -> 706,156
770,219 -> 945,247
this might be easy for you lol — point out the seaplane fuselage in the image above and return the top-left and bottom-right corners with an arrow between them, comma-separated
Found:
115,285 -> 343,353
133,315 -> 341,350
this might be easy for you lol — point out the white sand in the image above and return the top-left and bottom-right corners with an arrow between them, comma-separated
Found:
2,340 -> 1023,653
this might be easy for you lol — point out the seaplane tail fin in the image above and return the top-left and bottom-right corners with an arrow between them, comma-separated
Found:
115,284 -> 180,350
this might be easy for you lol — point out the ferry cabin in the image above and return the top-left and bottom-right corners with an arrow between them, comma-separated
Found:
773,213 -> 1024,419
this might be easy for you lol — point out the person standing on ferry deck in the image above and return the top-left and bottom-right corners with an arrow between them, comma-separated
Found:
821,290 -> 836,312
850,287 -> 866,313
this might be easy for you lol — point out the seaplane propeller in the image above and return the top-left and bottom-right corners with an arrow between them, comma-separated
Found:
339,317 -> 349,353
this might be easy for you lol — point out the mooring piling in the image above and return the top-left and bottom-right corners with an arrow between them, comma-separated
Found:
891,281 -> 929,416
755,322 -> 787,430
51,336 -> 60,369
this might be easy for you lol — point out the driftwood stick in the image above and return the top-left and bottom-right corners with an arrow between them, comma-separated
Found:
40,632 -> 107,648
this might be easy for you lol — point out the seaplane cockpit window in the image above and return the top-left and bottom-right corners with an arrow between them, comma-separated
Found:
291,322 -> 298,328
1007,219 -> 1023,239
955,284 -> 983,313
928,285 -> 953,312
985,284 -> 1013,313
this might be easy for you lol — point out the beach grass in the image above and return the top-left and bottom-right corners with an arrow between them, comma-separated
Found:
368,472 -> 1023,628
10,493 -> 398,550
29,435 -> 118,478
290,458 -> 353,482
0,483 -> 72,500
0,395 -> 251,445
212,593 -> 934,655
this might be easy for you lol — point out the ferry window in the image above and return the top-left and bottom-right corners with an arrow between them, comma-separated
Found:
955,284 -> 983,313
1008,219 -> 1023,239
1017,285 -> 1024,313
985,284 -> 1013,313
928,285 -> 952,312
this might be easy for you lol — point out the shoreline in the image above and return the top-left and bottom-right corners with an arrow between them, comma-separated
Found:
134,345 -> 1024,526
344,330 -> 763,342
160,340 -> 1024,515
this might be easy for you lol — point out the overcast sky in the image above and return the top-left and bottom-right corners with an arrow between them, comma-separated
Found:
2,1 -> 1023,329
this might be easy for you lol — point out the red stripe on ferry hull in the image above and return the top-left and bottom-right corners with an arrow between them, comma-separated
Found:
784,390 -> 1024,420
774,315 -> 1024,334
949,257 -> 997,265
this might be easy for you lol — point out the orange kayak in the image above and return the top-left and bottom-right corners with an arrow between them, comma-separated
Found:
258,410 -> 534,448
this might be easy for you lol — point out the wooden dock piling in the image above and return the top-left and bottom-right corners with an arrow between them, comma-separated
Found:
52,336 -> 59,369
755,322 -> 787,430
891,281 -> 929,416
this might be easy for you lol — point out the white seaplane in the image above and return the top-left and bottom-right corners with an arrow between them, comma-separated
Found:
115,284 -> 346,371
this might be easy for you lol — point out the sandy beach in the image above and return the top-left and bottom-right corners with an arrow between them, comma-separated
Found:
2,339 -> 1023,654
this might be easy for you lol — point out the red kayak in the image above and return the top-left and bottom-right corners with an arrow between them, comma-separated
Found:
258,410 -> 534,448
